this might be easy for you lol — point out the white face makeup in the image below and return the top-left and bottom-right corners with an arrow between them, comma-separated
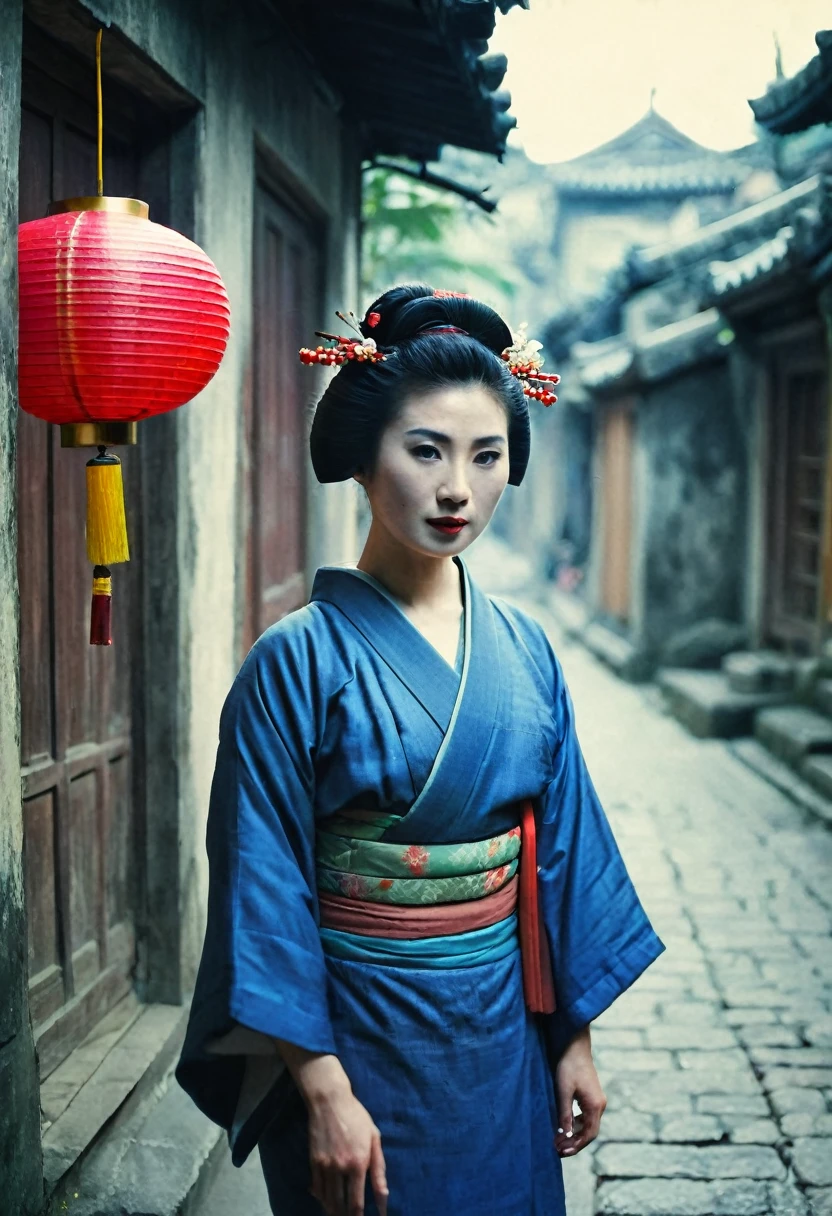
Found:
355,384 -> 510,558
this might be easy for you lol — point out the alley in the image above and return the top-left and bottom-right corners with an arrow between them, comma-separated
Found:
548,597 -> 832,1216
201,572 -> 832,1216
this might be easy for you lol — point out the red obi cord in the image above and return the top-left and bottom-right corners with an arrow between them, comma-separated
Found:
519,799 -> 556,1013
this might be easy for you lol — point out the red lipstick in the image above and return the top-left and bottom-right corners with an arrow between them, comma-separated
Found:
427,516 -> 469,536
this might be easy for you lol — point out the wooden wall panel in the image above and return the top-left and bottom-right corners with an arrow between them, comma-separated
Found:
600,400 -> 634,624
17,47 -> 146,1078
243,183 -> 321,652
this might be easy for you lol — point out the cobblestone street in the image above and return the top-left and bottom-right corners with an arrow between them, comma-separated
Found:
201,567 -> 832,1216
546,601 -> 832,1216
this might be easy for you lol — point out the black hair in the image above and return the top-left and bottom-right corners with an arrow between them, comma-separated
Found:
309,284 -> 530,486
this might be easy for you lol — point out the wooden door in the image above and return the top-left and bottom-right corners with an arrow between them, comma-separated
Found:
18,57 -> 143,1078
243,183 -> 320,653
766,329 -> 829,651
599,399 -> 634,623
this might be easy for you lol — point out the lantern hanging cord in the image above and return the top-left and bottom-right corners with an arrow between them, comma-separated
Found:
95,29 -> 103,195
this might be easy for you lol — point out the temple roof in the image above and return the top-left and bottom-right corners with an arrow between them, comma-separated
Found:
750,31 -> 832,135
548,109 -> 756,197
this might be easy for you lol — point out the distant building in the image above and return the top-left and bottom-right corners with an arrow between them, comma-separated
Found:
500,107 -> 767,580
549,33 -> 832,800
548,107 -> 762,303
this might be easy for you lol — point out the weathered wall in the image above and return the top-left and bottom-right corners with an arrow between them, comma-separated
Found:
8,0 -> 359,1016
554,196 -> 680,303
636,360 -> 747,652
0,1 -> 43,1212
60,0 -> 363,995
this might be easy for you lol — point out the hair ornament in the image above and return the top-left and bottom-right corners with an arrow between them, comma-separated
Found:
433,289 -> 470,299
300,308 -> 387,367
299,331 -> 386,367
501,324 -> 560,406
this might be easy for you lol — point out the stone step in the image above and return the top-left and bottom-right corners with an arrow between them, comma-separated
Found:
814,678 -> 832,717
41,1001 -> 187,1193
755,705 -> 832,767
730,738 -> 832,829
818,639 -> 832,678
584,622 -> 652,683
49,1048 -> 225,1216
657,669 -> 790,739
801,753 -> 832,802
721,650 -> 796,695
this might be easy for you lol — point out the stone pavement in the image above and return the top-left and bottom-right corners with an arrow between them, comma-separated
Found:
201,563 -> 832,1215
546,607 -> 832,1216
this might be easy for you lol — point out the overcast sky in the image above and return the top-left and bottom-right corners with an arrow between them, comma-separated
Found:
490,0 -> 831,163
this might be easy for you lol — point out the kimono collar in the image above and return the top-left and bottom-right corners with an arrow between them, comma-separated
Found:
310,557 -> 502,842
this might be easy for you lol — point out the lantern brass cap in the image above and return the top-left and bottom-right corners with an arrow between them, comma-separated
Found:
48,196 -> 149,219
60,422 -> 138,448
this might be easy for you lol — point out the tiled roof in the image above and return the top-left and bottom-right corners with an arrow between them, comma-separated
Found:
749,31 -> 832,135
549,109 -> 756,197
709,227 -> 796,296
574,310 -> 726,394
551,160 -> 751,196
704,179 -> 832,300
572,336 -> 635,390
289,0 -> 526,161
630,176 -> 823,285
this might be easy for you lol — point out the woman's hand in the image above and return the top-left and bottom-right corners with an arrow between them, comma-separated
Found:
306,1073 -> 387,1216
274,1042 -> 388,1216
554,1024 -> 606,1157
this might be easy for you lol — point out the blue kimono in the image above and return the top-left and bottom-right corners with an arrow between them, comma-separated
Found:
176,558 -> 664,1215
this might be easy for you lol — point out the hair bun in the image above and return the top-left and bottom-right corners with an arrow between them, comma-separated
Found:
360,283 -> 512,357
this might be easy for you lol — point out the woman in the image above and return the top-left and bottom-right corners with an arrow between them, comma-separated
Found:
176,285 -> 664,1216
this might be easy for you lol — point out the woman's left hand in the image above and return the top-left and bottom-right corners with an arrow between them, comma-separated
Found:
553,1024 -> 606,1157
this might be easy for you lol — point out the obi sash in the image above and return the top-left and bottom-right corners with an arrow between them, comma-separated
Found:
316,801 -> 555,1013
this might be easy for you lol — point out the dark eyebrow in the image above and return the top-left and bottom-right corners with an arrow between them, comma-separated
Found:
404,428 -> 449,443
404,428 -> 506,446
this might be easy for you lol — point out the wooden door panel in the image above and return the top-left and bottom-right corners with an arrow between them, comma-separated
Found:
600,400 -> 634,623
18,48 -> 146,1078
766,333 -> 828,649
54,444 -> 97,752
67,769 -> 101,984
24,791 -> 59,976
244,184 -> 319,651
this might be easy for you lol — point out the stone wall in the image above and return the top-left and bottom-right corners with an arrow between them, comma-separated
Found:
637,360 -> 747,653
0,2 -> 44,1212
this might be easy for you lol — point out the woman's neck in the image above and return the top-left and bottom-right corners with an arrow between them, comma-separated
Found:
356,522 -> 461,612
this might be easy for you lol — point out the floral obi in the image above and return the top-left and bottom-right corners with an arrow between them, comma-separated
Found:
315,812 -> 520,971
315,805 -> 556,1011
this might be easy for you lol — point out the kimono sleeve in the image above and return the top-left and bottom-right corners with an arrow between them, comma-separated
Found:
537,658 -> 665,1058
176,623 -> 336,1162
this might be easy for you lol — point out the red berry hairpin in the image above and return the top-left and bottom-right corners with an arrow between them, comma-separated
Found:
299,309 -> 386,368
501,325 -> 560,406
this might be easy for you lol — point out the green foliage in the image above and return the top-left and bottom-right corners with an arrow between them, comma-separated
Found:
361,167 -> 516,304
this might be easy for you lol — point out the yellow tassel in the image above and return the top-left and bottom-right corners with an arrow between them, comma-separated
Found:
86,448 -> 130,565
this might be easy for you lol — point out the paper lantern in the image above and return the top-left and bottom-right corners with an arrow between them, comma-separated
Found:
18,195 -> 231,643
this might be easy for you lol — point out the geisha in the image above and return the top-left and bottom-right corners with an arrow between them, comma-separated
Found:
176,284 -> 665,1215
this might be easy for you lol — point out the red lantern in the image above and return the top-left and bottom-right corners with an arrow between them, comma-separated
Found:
17,195 -> 231,643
